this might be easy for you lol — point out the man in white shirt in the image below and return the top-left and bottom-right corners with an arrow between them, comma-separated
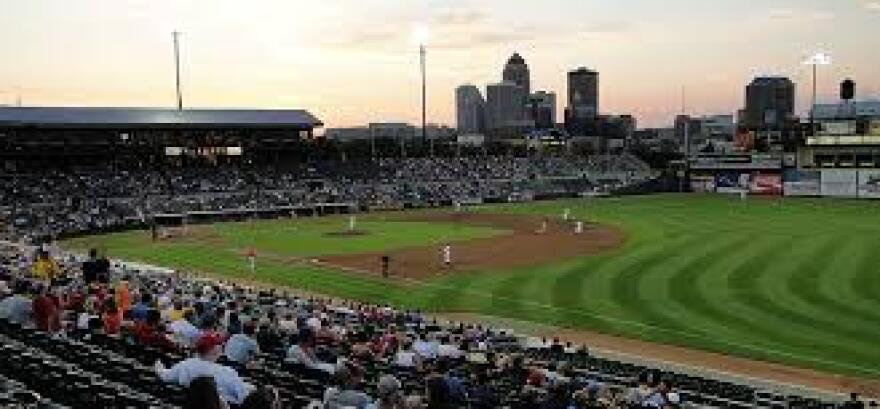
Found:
413,333 -> 439,360
168,310 -> 202,347
156,332 -> 254,405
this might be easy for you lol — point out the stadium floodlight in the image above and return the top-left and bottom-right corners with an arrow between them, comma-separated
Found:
803,51 -> 832,135
413,24 -> 430,156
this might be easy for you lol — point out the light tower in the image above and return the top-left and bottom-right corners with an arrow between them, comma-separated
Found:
804,51 -> 832,135
414,25 -> 430,156
172,31 -> 184,111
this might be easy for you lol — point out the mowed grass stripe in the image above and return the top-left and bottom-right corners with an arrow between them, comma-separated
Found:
822,236 -> 880,314
655,234 -> 762,342
787,236 -> 880,330
848,239 -> 880,308
749,236 -> 880,363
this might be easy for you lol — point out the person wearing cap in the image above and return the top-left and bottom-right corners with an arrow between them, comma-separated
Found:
156,331 -> 254,405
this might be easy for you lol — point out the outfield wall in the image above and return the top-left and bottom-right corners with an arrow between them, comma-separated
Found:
692,169 -> 880,199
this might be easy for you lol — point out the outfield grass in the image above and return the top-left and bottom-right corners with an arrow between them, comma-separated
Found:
64,194 -> 880,378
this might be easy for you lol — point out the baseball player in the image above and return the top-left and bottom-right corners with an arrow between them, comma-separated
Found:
575,220 -> 584,234
441,244 -> 452,269
563,208 -> 571,221
245,247 -> 257,274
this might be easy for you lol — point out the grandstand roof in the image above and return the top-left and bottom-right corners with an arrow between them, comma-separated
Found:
0,106 -> 323,129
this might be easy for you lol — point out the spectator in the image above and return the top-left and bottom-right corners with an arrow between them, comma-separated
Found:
134,309 -> 171,347
424,375 -> 452,409
101,297 -> 122,334
323,361 -> 373,409
32,250 -> 60,282
375,374 -> 404,409
241,386 -> 281,409
169,309 -> 202,347
130,292 -> 153,322
224,322 -> 260,365
843,393 -> 865,409
286,327 -> 334,373
82,248 -> 100,285
156,331 -> 254,405
32,285 -> 61,332
0,284 -> 35,325
184,376 -> 228,409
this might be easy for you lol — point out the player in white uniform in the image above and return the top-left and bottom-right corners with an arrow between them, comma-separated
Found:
575,220 -> 584,234
441,244 -> 452,268
563,208 -> 571,221
348,215 -> 357,231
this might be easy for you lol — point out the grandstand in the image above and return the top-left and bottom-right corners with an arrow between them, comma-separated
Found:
1,106 -> 874,409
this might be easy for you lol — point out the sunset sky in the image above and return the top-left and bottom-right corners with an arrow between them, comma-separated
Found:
1,0 -> 879,128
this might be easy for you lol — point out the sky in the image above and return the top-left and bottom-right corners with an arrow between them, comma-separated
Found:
1,0 -> 879,129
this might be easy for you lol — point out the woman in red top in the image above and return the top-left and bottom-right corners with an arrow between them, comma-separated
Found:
133,309 -> 173,348
102,298 -> 122,335
33,288 -> 61,332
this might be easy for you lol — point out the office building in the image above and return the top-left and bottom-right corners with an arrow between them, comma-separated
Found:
528,91 -> 556,129
567,67 -> 599,120
486,81 -> 528,137
502,53 -> 530,95
743,77 -> 795,129
455,85 -> 485,135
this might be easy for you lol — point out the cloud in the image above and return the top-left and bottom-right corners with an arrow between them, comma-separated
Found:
765,8 -> 834,22
430,7 -> 488,26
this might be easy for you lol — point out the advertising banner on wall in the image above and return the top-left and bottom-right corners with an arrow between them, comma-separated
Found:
820,169 -> 858,197
715,171 -> 749,193
690,174 -> 716,193
749,172 -> 782,195
783,169 -> 821,196
858,170 -> 880,199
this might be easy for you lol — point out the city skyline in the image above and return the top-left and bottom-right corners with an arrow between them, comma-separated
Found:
2,0 -> 879,129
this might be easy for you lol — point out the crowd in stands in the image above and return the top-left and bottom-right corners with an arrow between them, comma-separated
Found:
0,239 -> 869,408
1,155 -> 653,240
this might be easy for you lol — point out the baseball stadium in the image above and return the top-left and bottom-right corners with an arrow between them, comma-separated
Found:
2,104 -> 880,409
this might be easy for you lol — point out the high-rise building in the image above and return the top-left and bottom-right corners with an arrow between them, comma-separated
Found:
486,81 -> 527,136
455,85 -> 485,135
743,76 -> 795,129
567,67 -> 599,120
528,91 -> 556,129
502,53 -> 530,95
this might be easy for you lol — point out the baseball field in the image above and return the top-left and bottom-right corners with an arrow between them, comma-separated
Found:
63,194 -> 880,383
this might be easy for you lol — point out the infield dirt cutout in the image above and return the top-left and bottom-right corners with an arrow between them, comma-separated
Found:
315,211 -> 626,279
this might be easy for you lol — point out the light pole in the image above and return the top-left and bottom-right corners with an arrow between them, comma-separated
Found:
414,24 -> 430,157
173,31 -> 183,111
805,52 -> 832,136
421,43 -> 430,157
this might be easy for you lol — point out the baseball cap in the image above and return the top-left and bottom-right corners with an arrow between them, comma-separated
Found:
195,331 -> 226,354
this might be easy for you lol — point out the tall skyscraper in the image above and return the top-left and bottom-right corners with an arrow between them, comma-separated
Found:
528,91 -> 556,129
743,77 -> 795,129
567,67 -> 599,119
455,85 -> 485,135
486,81 -> 527,134
502,53 -> 530,95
